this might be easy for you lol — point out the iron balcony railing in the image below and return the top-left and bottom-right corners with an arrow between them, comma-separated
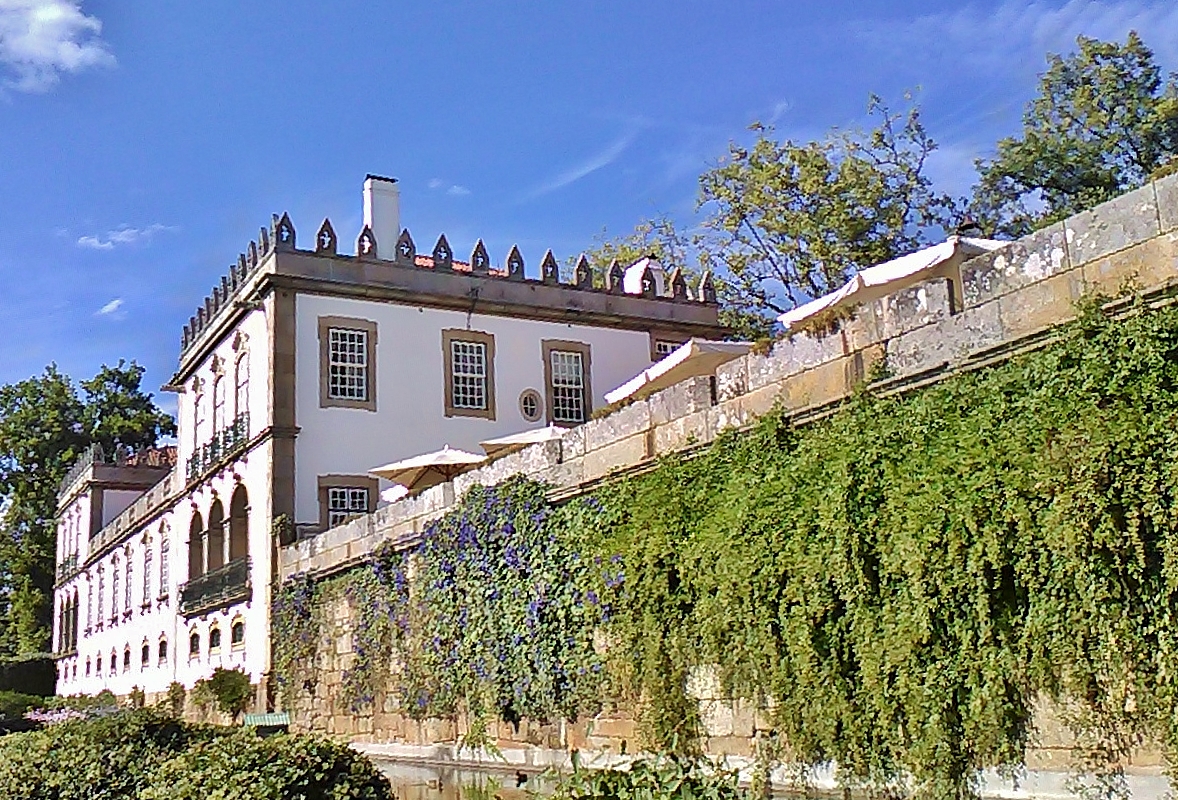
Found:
179,557 -> 251,617
185,413 -> 250,484
56,554 -> 78,581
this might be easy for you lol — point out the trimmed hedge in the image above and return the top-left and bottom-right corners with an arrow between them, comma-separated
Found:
0,707 -> 391,799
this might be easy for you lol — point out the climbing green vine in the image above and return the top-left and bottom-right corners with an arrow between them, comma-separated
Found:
277,299 -> 1178,798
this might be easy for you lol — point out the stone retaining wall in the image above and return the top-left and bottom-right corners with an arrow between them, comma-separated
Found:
278,174 -> 1178,790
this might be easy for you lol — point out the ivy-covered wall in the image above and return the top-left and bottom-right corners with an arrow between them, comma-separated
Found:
278,299 -> 1178,797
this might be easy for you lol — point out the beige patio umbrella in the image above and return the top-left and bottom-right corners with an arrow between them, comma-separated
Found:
369,445 -> 486,493
479,425 -> 566,459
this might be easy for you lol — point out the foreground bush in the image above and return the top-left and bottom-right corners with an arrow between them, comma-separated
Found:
551,755 -> 750,800
0,707 -> 390,800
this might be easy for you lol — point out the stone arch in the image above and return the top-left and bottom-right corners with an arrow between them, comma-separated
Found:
229,485 -> 249,562
207,499 -> 225,571
188,510 -> 205,579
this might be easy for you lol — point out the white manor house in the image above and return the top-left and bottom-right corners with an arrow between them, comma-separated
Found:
50,176 -> 724,704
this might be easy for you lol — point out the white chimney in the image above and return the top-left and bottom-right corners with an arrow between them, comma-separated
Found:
362,175 -> 400,259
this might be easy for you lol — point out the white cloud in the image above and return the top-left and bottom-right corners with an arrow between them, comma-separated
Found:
76,223 -> 173,250
0,0 -> 114,92
428,178 -> 472,197
526,130 -> 639,198
855,0 -> 1178,75
95,297 -> 122,316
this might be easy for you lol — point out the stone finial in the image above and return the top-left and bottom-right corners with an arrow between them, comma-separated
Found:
182,324 -> 191,349
356,225 -> 378,260
259,226 -> 270,256
395,229 -> 416,264
238,254 -> 248,278
204,297 -> 214,317
669,267 -> 688,300
197,307 -> 207,327
274,212 -> 296,251
229,266 -> 240,291
506,245 -> 525,280
433,234 -> 453,270
606,259 -> 625,292
247,241 -> 258,269
315,218 -> 337,255
698,270 -> 717,304
220,276 -> 231,300
470,239 -> 490,274
639,266 -> 657,298
574,255 -> 593,289
540,250 -> 559,284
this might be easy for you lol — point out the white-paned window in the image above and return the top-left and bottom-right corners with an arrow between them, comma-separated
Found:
328,487 -> 369,528
159,536 -> 169,597
234,355 -> 249,418
213,376 -> 226,432
655,340 -> 681,359
194,392 -> 206,447
124,557 -> 132,613
96,570 -> 104,623
550,350 -> 587,424
110,560 -> 119,619
142,545 -> 152,606
450,340 -> 488,410
328,328 -> 369,401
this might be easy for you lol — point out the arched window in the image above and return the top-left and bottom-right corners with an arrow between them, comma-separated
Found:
71,588 -> 79,651
141,642 -> 150,668
86,579 -> 93,629
207,500 -> 225,572
85,657 -> 91,677
188,511 -> 205,579
213,376 -> 226,433
109,650 -> 117,675
234,354 -> 249,420
189,631 -> 200,659
209,625 -> 222,653
229,485 -> 248,562
96,654 -> 102,674
231,619 -> 245,649
158,637 -> 168,665
122,646 -> 130,672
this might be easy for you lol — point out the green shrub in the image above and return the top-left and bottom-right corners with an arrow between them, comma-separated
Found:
0,708 -> 390,800
165,681 -> 186,717
192,667 -> 253,718
551,754 -> 750,800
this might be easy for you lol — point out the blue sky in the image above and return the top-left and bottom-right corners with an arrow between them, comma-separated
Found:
2,0 -> 1177,416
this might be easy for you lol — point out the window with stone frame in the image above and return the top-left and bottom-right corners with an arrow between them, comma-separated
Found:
158,638 -> 168,665
542,341 -> 592,425
231,619 -> 245,649
193,390 -> 206,448
442,330 -> 496,419
234,353 -> 249,419
110,558 -> 119,621
159,532 -> 169,598
213,375 -> 226,432
124,556 -> 132,616
122,647 -> 130,672
318,475 -> 379,531
189,631 -> 200,658
209,626 -> 222,653
142,543 -> 152,608
96,569 -> 104,625
109,650 -> 116,675
141,642 -> 150,668
86,581 -> 92,629
318,317 -> 377,411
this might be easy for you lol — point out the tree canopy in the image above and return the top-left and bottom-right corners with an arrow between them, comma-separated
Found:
972,32 -> 1178,236
0,361 -> 174,656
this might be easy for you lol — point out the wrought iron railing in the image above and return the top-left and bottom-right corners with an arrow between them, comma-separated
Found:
179,557 -> 251,617
56,554 -> 78,581
186,413 -> 250,483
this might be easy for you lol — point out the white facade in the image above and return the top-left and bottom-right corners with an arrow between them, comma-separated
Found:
52,178 -> 723,704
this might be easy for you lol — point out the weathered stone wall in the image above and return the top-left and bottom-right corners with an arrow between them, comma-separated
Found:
278,174 -> 1178,786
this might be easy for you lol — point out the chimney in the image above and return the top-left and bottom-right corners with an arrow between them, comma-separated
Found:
362,174 -> 400,260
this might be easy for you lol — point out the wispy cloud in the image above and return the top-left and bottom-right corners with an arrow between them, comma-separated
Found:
525,130 -> 640,199
76,223 -> 173,251
428,178 -> 472,197
95,297 -> 123,317
854,0 -> 1178,74
0,0 -> 114,92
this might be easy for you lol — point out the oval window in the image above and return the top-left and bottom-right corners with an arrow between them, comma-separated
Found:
519,389 -> 542,422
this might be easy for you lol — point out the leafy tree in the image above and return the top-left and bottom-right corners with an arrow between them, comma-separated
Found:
973,32 -> 1178,237
0,361 -> 174,656
698,95 -> 955,314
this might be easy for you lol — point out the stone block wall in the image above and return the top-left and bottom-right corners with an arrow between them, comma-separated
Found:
279,173 -> 1178,781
